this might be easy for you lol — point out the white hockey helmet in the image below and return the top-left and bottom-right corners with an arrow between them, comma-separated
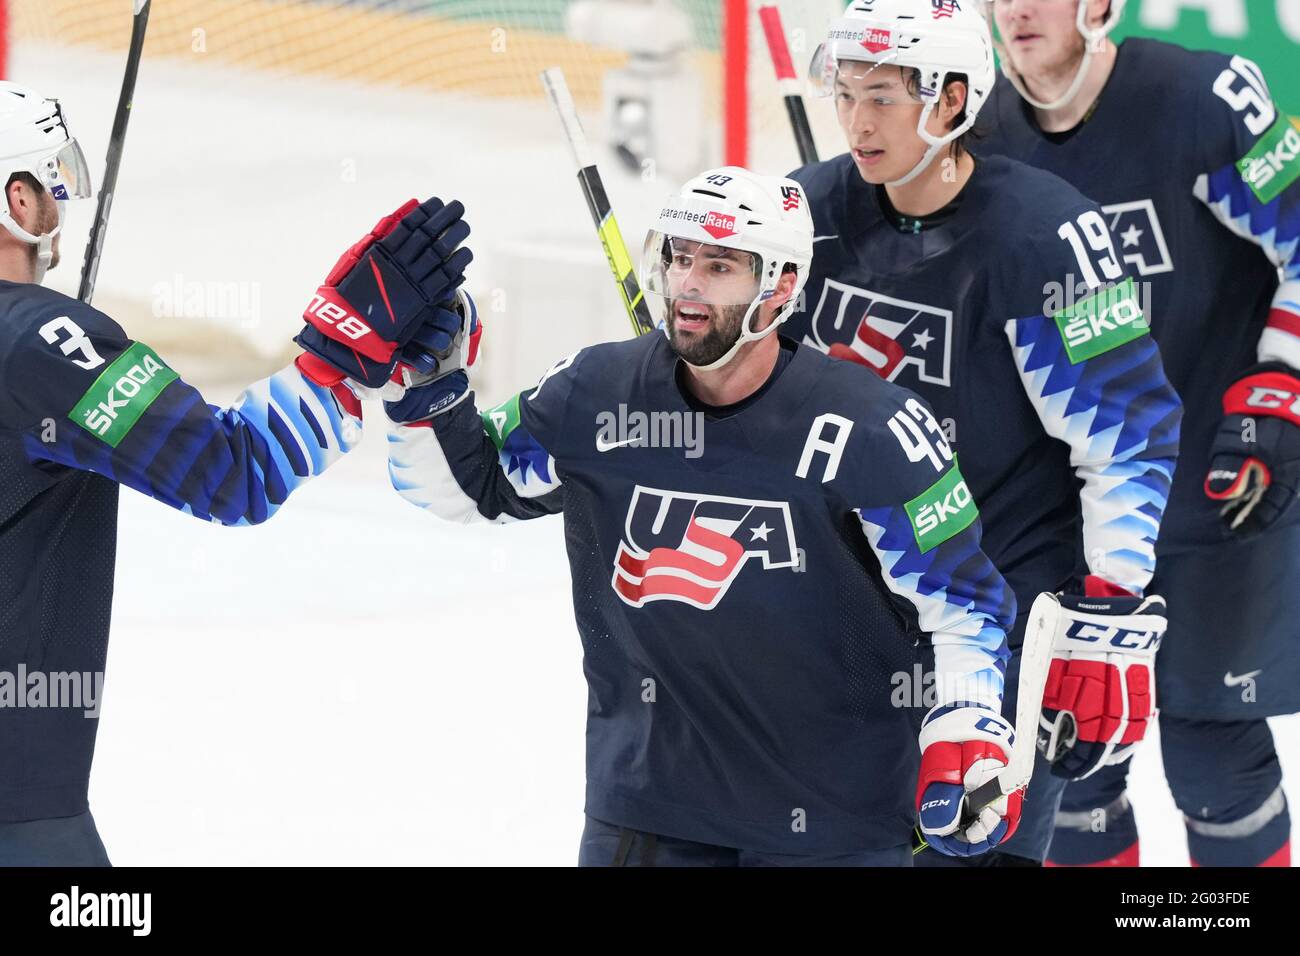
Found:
810,0 -> 996,186
989,0 -> 1128,111
640,166 -> 813,371
0,82 -> 92,281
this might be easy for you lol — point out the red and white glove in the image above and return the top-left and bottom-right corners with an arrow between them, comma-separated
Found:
1038,578 -> 1166,780
917,703 -> 1023,857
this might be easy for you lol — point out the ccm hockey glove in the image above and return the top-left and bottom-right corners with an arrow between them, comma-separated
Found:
917,703 -> 1022,858
1038,582 -> 1166,780
385,290 -> 482,423
1204,363 -> 1300,536
295,197 -> 473,389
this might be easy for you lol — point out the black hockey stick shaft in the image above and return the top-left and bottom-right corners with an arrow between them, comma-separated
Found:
541,67 -> 656,338
758,5 -> 818,166
78,0 -> 151,305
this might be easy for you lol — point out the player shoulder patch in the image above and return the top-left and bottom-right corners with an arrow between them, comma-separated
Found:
1051,277 -> 1149,364
1238,115 -> 1300,204
904,461 -> 977,553
68,342 -> 178,447
482,392 -> 521,451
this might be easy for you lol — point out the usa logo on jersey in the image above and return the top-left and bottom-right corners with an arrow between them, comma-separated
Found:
612,486 -> 799,610
1103,199 -> 1173,276
805,278 -> 953,387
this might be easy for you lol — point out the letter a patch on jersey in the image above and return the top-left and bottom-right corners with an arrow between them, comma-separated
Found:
612,486 -> 798,610
69,342 -> 179,447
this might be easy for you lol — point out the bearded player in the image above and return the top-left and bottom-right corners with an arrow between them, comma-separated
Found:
359,167 -> 1027,865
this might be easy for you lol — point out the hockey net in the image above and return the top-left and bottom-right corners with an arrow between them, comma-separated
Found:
2,0 -> 844,387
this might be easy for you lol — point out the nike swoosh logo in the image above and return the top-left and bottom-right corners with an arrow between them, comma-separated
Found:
1224,670 -> 1262,686
595,437 -> 639,452
813,235 -> 839,244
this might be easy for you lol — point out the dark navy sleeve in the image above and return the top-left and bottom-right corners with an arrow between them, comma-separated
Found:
0,291 -> 361,526
997,186 -> 1182,594
1189,49 -> 1300,368
849,384 -> 1014,710
385,349 -> 586,523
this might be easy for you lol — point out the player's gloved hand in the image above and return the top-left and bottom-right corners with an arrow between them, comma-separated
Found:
1204,363 -> 1300,536
917,702 -> 1022,857
294,197 -> 473,389
384,289 -> 482,423
1038,579 -> 1166,780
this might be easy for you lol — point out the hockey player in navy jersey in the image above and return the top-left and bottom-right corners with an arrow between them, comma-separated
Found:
0,82 -> 472,864
980,0 -> 1300,868
371,167 -> 1025,865
786,0 -> 1183,865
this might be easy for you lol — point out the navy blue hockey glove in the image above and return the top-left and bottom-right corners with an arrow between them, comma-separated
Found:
916,704 -> 1022,857
385,290 -> 482,423
1204,363 -> 1300,536
294,197 -> 472,389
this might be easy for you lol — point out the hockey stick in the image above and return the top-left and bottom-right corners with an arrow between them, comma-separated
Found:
913,591 -> 1058,854
78,0 -> 151,305
540,67 -> 656,338
758,4 -> 819,166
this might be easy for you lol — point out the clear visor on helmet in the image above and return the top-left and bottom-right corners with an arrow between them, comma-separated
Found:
641,233 -> 763,307
25,138 -> 93,202
810,49 -> 924,102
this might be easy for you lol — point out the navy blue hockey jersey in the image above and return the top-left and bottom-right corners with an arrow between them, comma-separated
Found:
977,38 -> 1300,553
387,333 -> 1015,853
0,281 -> 360,821
785,154 -> 1183,615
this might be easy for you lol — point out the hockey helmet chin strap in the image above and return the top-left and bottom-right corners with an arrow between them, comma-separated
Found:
0,203 -> 62,284
888,97 -> 979,188
837,55 -> 977,189
674,293 -> 795,373
998,0 -> 1114,112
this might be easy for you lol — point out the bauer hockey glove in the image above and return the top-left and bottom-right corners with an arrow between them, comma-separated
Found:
917,703 -> 1022,858
1204,363 -> 1300,536
384,290 -> 482,423
1037,582 -> 1166,780
295,197 -> 473,390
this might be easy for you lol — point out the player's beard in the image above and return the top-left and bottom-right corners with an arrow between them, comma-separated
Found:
666,299 -> 748,367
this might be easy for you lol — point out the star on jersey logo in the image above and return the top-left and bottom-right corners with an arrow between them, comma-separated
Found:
804,279 -> 954,387
612,487 -> 799,611
1103,199 -> 1173,276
